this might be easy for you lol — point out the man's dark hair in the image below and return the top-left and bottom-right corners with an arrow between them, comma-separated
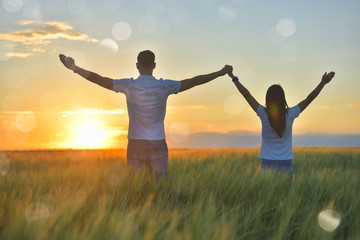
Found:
137,50 -> 155,68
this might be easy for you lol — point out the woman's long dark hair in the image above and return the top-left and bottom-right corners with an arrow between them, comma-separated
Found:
265,85 -> 289,138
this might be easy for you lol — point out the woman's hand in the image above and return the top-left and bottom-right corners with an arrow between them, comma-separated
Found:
321,71 -> 335,84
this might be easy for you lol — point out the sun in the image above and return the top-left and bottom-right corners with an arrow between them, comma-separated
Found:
69,120 -> 109,149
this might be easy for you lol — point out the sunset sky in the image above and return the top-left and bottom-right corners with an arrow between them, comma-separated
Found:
1,0 -> 359,149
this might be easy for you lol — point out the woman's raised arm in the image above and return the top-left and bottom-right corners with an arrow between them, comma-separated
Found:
298,71 -> 335,113
228,70 -> 260,112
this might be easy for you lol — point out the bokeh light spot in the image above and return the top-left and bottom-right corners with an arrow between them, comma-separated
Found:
169,121 -> 190,143
146,1 -> 164,17
25,202 -> 50,222
318,209 -> 341,232
22,1 -> 42,21
15,112 -> 37,133
276,18 -> 296,37
112,22 -> 132,41
99,38 -> 119,55
39,194 -> 58,216
3,0 -> 23,13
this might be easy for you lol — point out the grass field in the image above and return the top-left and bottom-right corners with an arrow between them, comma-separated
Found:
0,147 -> 359,240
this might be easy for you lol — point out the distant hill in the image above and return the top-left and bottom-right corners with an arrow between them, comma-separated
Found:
166,131 -> 360,148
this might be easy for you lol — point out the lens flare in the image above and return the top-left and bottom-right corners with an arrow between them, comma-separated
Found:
3,0 -> 23,13
99,39 -> 119,55
276,18 -> 296,37
112,22 -> 132,41
318,209 -> 341,232
15,112 -> 37,133
25,202 -> 50,222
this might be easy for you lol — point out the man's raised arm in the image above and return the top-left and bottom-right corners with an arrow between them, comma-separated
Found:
179,65 -> 232,92
59,54 -> 114,91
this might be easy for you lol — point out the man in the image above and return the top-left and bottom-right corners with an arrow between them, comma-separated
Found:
59,50 -> 231,178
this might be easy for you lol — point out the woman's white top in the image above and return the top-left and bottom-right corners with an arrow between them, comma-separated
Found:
257,105 -> 300,160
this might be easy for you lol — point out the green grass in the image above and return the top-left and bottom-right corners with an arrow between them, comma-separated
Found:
0,147 -> 359,239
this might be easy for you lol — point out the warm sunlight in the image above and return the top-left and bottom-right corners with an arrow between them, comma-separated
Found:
69,119 -> 110,149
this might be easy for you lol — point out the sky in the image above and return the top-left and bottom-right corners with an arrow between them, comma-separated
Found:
0,0 -> 359,149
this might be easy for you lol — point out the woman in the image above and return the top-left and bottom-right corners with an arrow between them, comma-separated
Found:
228,69 -> 335,174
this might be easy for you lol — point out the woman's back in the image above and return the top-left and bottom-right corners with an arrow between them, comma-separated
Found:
257,105 -> 300,160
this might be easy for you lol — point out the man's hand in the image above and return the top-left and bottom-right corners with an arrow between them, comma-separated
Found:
321,71 -> 335,84
59,54 -> 76,71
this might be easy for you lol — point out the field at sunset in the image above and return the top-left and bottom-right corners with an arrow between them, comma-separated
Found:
1,1 -> 359,239
1,147 -> 359,239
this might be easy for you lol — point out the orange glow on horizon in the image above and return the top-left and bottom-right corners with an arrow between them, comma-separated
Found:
66,118 -> 111,149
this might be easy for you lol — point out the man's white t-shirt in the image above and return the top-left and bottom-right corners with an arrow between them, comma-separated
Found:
113,75 -> 181,140
257,105 -> 300,160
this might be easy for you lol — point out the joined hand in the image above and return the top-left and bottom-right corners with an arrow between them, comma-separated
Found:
221,65 -> 233,75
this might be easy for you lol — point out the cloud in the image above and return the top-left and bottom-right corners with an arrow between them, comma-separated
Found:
320,105 -> 331,109
61,108 -> 126,115
0,21 -> 99,58
5,52 -> 33,58
348,103 -> 360,108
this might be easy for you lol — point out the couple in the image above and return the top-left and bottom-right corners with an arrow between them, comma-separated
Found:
59,50 -> 335,177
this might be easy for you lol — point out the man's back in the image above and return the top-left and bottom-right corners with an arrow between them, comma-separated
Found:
113,75 -> 180,140
59,50 -> 230,177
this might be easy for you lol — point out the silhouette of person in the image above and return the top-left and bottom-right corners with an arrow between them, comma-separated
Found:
227,68 -> 335,175
59,50 -> 232,178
